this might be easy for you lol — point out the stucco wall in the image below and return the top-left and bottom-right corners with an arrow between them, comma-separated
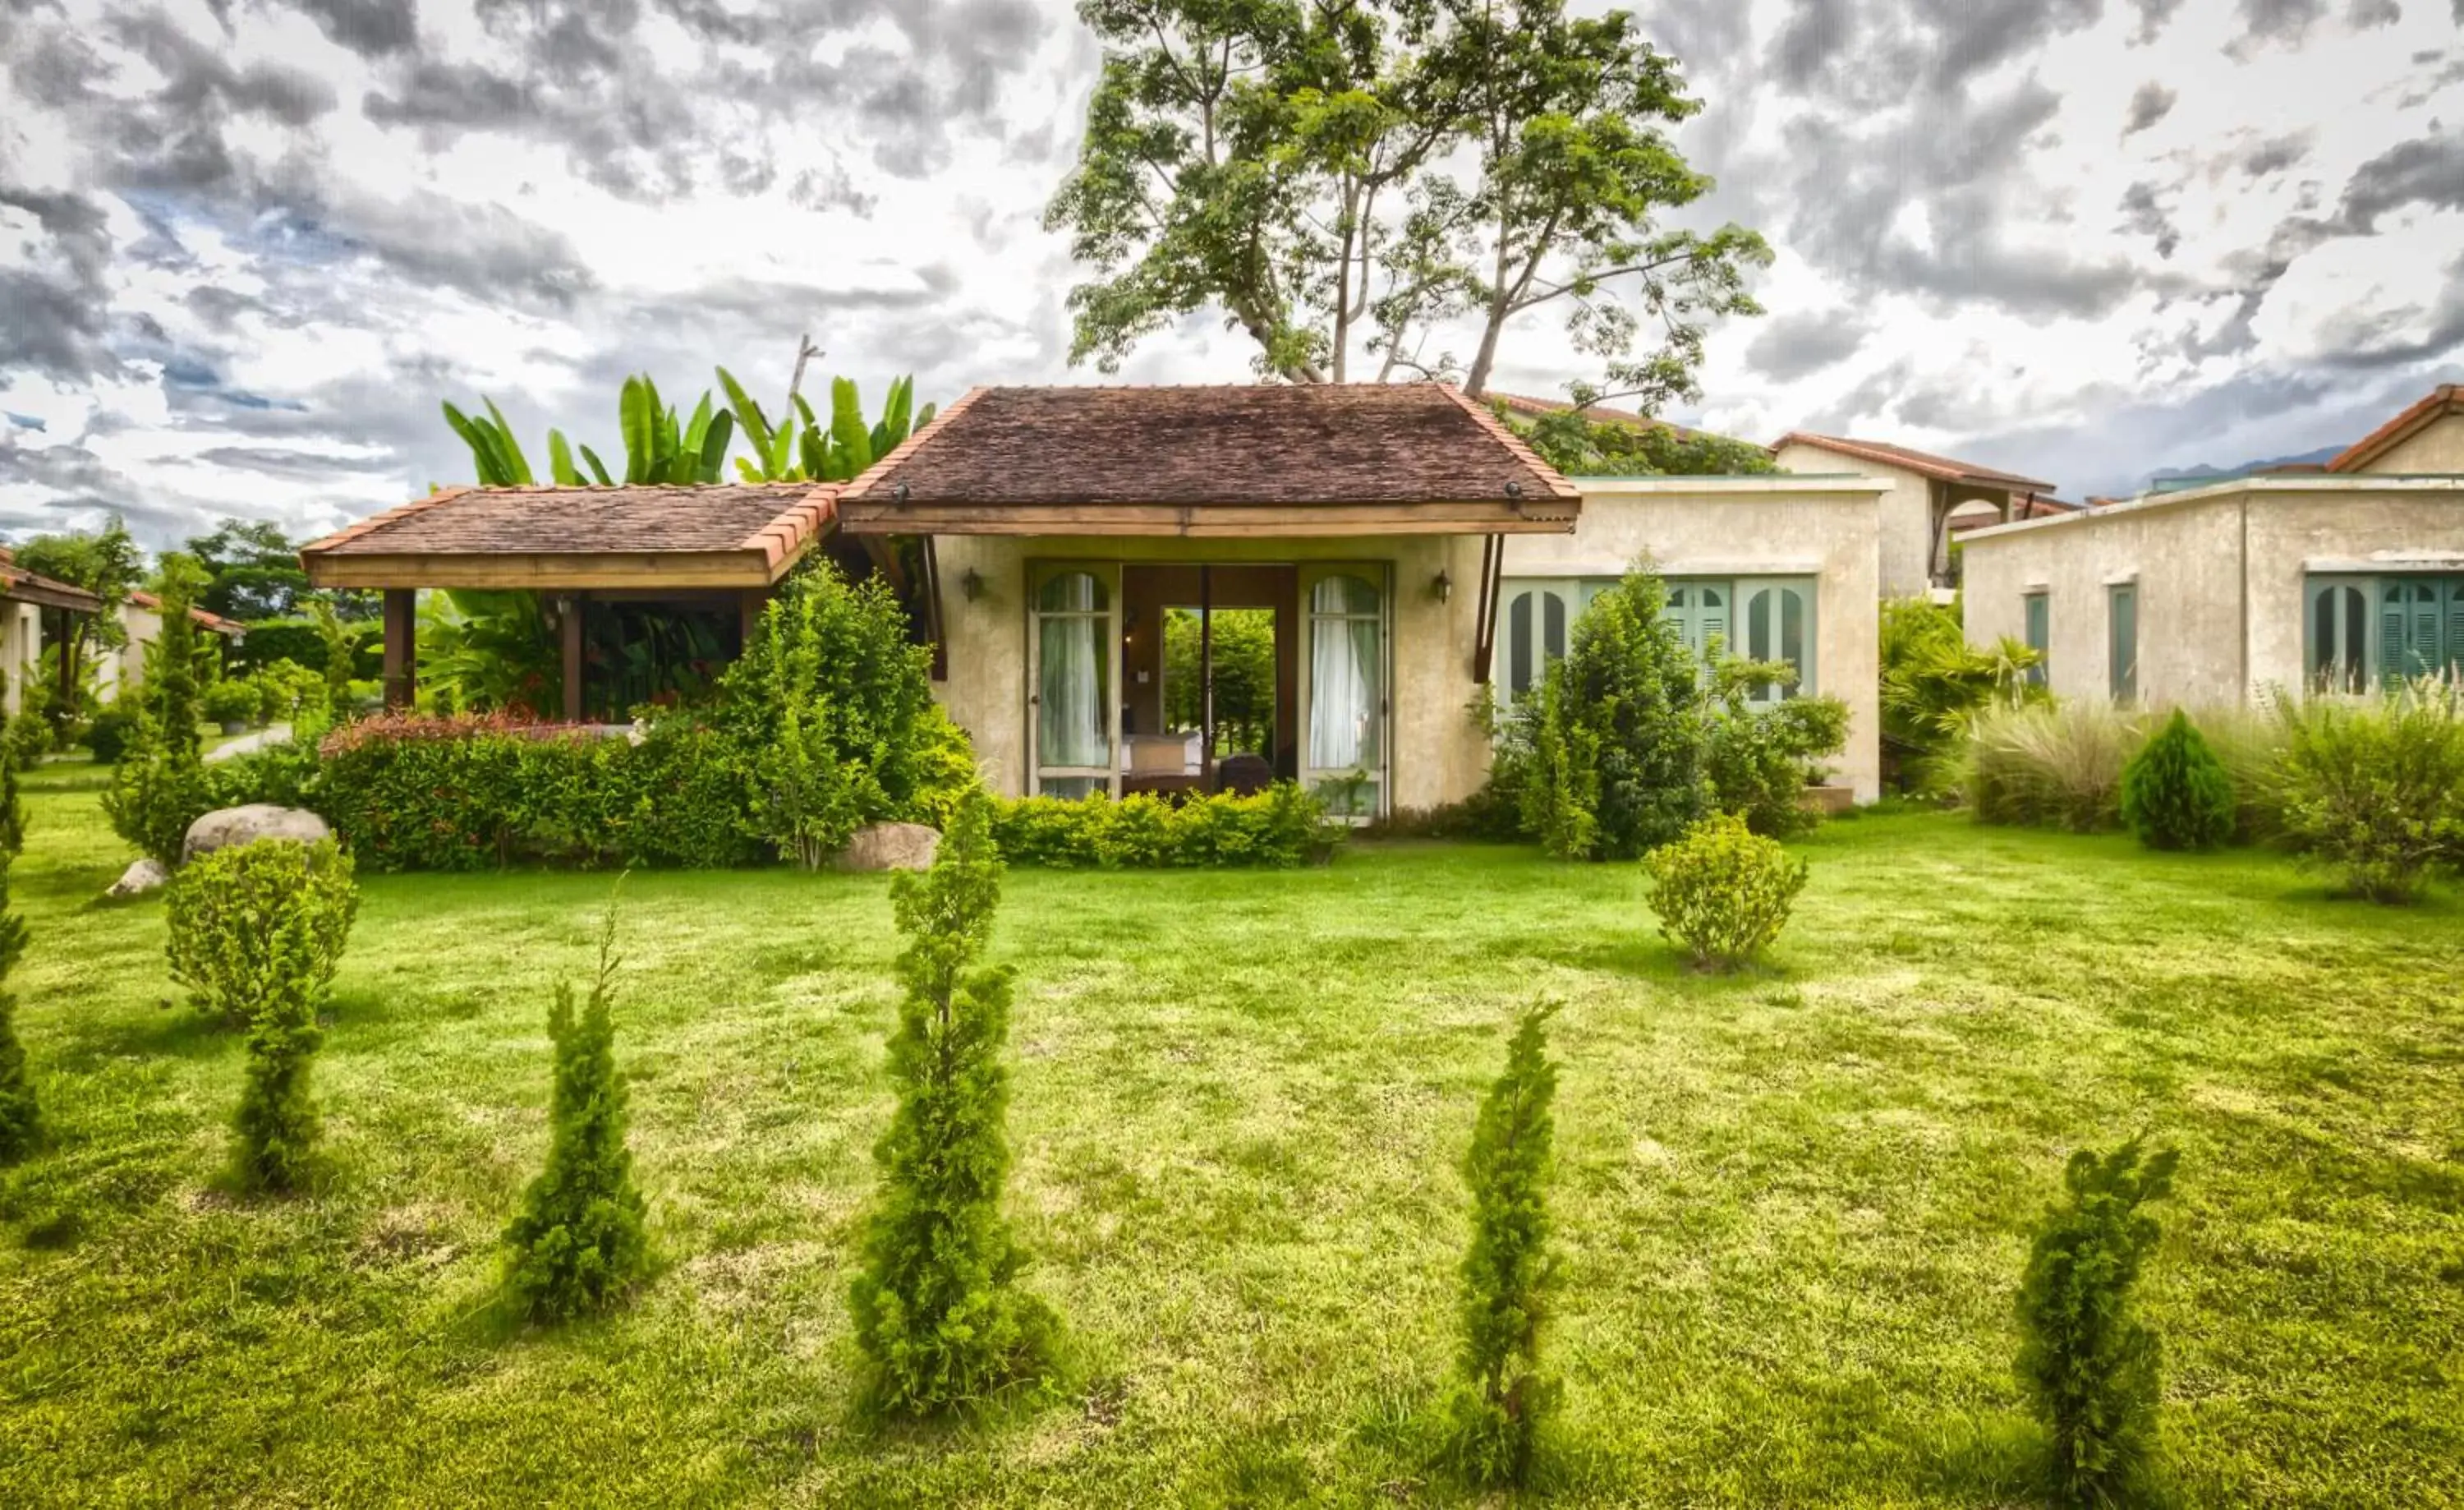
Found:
1961,481 -> 2464,706
1506,478 -> 1887,801
1775,440 -> 1935,600
931,532 -> 1492,811
95,601 -> 161,700
0,602 -> 39,716
2359,411 -> 2464,473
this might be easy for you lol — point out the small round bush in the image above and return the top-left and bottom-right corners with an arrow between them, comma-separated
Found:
1643,813 -> 1809,971
85,707 -> 137,765
2120,709 -> 2236,851
202,679 -> 260,729
166,838 -> 361,1029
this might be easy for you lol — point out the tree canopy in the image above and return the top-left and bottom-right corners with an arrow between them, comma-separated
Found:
1044,0 -> 1768,405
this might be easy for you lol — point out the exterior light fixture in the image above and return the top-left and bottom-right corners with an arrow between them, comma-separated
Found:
894,481 -> 911,503
1433,569 -> 1452,603
1505,479 -> 1523,499
960,567 -> 985,601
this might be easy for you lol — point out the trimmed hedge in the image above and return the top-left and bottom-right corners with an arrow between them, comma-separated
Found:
301,714 -> 758,872
991,785 -> 1334,868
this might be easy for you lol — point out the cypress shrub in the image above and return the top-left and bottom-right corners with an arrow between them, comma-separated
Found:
848,790 -> 1055,1414
503,902 -> 651,1320
0,713 -> 37,1165
2119,709 -> 2235,851
1520,565 -> 1709,860
2016,1138 -> 2179,1508
168,839 -> 361,1029
1448,1001 -> 1563,1488
103,556 -> 214,865
229,887 -> 351,1194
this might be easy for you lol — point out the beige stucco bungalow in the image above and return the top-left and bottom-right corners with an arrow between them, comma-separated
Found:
1774,432 -> 2061,598
1960,384 -> 2464,706
303,382 -> 1888,814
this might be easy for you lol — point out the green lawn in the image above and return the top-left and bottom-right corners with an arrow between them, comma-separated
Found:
3,773 -> 2461,1508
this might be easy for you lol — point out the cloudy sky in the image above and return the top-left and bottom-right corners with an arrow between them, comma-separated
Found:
2,0 -> 2460,548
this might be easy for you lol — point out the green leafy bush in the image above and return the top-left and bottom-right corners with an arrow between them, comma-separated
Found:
2119,709 -> 2236,851
2273,684 -> 2464,903
188,840 -> 361,1194
718,560 -> 935,868
1448,1001 -> 1562,1489
1705,656 -> 1850,838
1643,813 -> 1808,970
1516,565 -> 1709,860
83,706 -> 136,764
166,839 -> 361,1029
202,679 -> 259,728
849,791 -> 1056,1413
247,658 -> 329,726
989,784 -> 1330,868
0,731 -> 36,1164
1968,702 -> 2145,833
503,901 -> 651,1321
2016,1138 -> 2179,1508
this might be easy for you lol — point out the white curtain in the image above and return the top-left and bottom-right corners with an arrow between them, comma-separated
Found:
1039,615 -> 1106,767
1309,603 -> 1377,770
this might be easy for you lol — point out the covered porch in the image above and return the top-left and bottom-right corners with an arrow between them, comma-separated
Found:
0,552 -> 106,716
298,481 -> 865,720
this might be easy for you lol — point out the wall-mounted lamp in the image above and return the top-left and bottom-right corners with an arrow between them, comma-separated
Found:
960,567 -> 985,602
1432,569 -> 1452,603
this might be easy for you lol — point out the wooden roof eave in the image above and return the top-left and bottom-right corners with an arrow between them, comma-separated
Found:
837,499 -> 1582,537
1,578 -> 106,614
301,547 -> 796,592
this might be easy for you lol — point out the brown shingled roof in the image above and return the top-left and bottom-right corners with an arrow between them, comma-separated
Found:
841,384 -> 1579,511
298,481 -> 836,589
1777,432 -> 2055,493
2328,383 -> 2462,472
0,548 -> 106,613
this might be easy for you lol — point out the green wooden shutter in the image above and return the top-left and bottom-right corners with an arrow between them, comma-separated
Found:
2108,585 -> 2137,705
2446,578 -> 2464,676
2023,592 -> 2049,685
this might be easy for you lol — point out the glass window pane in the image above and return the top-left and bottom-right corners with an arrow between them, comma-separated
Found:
1781,588 -> 1804,686
1037,776 -> 1105,800
1310,573 -> 1379,615
1509,592 -> 1533,697
1038,612 -> 1109,767
2311,587 -> 2334,681
1543,591 -> 1565,661
1037,571 -> 1106,614
2341,586 -> 2365,687
1308,607 -> 1381,770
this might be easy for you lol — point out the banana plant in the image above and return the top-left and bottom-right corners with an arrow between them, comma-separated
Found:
443,399 -> 611,487
618,374 -> 735,484
719,369 -> 936,483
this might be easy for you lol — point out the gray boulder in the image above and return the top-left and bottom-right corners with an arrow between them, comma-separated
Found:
107,857 -> 170,898
836,822 -> 940,872
182,804 -> 332,865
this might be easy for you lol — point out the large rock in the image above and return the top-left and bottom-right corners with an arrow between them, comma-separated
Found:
835,822 -> 940,872
182,804 -> 332,865
107,857 -> 170,898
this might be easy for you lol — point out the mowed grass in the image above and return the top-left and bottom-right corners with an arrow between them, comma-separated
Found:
3,767 -> 2462,1508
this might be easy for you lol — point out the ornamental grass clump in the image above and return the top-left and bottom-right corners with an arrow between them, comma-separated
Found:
2016,1138 -> 2179,1508
1447,1001 -> 1562,1489
1643,813 -> 1808,971
2118,709 -> 2236,851
204,840 -> 360,1194
503,897 -> 651,1321
167,838 -> 360,1029
849,790 -> 1056,1415
2273,681 -> 2464,904
1968,702 -> 2143,832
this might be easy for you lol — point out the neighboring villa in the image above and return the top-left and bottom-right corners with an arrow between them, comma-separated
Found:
0,549 -> 104,716
301,384 -> 1889,813
1772,433 -> 2062,598
1959,383 -> 2464,707
93,591 -> 247,699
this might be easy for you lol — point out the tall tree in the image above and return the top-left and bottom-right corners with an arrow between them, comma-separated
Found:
1045,0 -> 1767,401
185,519 -> 311,621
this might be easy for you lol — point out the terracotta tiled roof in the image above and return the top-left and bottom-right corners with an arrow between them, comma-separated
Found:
125,589 -> 247,637
2328,383 -> 2462,472
1775,432 -> 2055,493
0,549 -> 105,613
839,384 -> 1580,508
301,482 -> 836,567
1486,391 -> 1713,443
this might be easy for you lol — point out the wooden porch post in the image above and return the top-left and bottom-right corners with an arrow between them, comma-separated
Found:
559,593 -> 585,724
381,588 -> 416,710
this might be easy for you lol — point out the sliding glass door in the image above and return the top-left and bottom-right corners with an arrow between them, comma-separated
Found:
1029,564 -> 1119,798
1299,564 -> 1388,818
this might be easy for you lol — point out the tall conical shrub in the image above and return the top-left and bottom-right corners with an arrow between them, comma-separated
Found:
0,709 -> 37,1165
103,555 -> 212,865
2016,1138 -> 2179,1507
2119,709 -> 2235,851
848,789 -> 1054,1413
503,899 -> 650,1320
1448,1001 -> 1564,1487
